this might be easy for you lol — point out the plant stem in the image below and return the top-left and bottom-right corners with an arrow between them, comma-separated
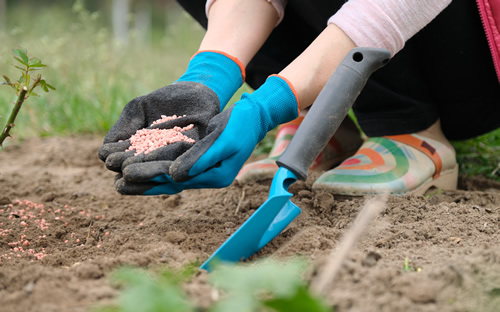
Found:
0,86 -> 28,146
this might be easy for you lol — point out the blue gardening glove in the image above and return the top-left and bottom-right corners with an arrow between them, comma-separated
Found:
115,75 -> 300,195
98,51 -> 245,172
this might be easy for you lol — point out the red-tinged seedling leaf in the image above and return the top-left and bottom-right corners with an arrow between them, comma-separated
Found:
3,80 -> 19,90
2,75 -> 12,84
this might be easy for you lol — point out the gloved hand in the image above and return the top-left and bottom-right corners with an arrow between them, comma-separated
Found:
98,51 -> 245,172
115,75 -> 300,195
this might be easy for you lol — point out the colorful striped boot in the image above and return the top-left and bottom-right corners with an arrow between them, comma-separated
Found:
312,134 -> 458,196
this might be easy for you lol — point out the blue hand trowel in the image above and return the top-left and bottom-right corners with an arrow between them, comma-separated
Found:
200,47 -> 391,272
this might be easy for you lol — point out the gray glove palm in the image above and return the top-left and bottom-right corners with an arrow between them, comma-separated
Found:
98,81 -> 220,172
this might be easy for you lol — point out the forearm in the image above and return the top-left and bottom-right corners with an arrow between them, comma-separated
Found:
279,24 -> 356,110
199,0 -> 278,66
278,0 -> 450,110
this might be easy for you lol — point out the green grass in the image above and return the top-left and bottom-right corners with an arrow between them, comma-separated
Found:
1,1 -> 498,182
0,2 -> 250,142
452,128 -> 500,181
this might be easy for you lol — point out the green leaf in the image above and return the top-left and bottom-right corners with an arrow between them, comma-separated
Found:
42,84 -> 49,92
211,294 -> 258,312
13,65 -> 26,71
210,259 -> 313,312
160,261 -> 202,285
210,259 -> 307,298
14,56 -> 28,66
29,58 -> 46,68
30,91 -> 40,97
111,268 -> 193,312
46,83 -> 56,90
12,48 -> 23,58
29,57 -> 41,66
264,286 -> 330,312
488,288 -> 500,297
13,47 -> 29,64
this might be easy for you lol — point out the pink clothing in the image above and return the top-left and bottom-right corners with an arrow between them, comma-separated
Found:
331,0 -> 500,82
477,0 -> 500,83
206,0 -> 450,55
205,0 -> 500,82
328,0 -> 451,56
206,0 -> 287,25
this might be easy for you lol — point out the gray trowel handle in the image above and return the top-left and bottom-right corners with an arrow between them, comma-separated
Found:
276,47 -> 391,180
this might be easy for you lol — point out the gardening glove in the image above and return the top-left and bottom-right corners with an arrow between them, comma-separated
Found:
115,75 -> 300,195
98,51 -> 245,172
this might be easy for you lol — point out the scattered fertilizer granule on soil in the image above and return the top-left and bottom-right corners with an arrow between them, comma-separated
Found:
126,115 -> 195,156
0,200 -> 105,263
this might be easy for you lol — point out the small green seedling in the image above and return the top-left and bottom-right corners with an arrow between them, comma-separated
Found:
424,187 -> 444,199
403,257 -> 422,273
1,47 -> 55,146
403,257 -> 414,272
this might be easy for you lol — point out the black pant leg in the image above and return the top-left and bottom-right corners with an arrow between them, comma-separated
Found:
354,0 -> 500,140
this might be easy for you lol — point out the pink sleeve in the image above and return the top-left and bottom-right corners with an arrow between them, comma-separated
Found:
329,0 -> 452,56
205,0 -> 287,26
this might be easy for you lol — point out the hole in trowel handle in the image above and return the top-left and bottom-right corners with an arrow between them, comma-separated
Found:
282,177 -> 296,191
352,52 -> 363,62
352,51 -> 390,65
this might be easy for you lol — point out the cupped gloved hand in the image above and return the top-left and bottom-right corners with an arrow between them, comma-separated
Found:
115,75 -> 300,195
98,50 -> 245,172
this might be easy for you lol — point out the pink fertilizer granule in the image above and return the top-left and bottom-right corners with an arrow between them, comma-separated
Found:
150,114 -> 186,126
126,115 -> 195,156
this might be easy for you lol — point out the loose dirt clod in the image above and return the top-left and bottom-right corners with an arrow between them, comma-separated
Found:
126,115 -> 195,156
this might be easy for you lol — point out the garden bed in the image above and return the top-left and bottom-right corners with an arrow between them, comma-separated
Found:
1,136 -> 499,312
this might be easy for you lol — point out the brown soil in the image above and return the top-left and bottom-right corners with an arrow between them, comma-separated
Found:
1,136 -> 499,312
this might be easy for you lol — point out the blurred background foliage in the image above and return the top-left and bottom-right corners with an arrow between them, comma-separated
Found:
0,0 -> 251,139
0,0 -> 498,181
